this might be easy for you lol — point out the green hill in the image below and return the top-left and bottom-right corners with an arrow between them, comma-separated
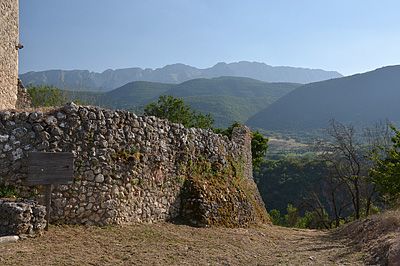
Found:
184,95 -> 273,129
246,65 -> 400,131
165,76 -> 299,99
104,81 -> 175,109
103,76 -> 301,129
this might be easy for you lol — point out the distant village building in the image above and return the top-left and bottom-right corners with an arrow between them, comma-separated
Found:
0,0 -> 30,110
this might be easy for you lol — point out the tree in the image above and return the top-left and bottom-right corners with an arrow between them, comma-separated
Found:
268,209 -> 283,226
369,125 -> 400,206
27,84 -> 86,107
311,119 -> 394,219
301,174 -> 350,229
313,118 -> 373,220
27,84 -> 69,107
251,130 -> 269,168
269,204 -> 330,229
144,95 -> 214,129
285,204 -> 300,227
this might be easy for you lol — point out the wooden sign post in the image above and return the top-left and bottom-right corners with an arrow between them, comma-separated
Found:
27,152 -> 74,231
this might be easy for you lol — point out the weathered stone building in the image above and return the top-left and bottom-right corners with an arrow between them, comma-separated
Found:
0,0 -> 30,110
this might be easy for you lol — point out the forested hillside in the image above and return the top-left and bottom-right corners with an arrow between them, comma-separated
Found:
104,81 -> 175,110
254,158 -> 328,215
104,77 -> 301,128
247,65 -> 400,131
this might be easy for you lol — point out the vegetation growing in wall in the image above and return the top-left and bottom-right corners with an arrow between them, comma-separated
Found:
214,121 -> 269,168
0,184 -> 19,198
111,146 -> 140,164
179,155 -> 269,227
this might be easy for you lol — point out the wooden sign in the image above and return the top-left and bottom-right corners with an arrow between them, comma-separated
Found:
27,152 -> 74,185
27,152 -> 74,231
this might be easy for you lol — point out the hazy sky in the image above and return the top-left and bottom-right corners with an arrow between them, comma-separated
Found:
19,0 -> 400,76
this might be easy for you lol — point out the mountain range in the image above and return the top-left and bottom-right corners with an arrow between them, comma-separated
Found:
20,61 -> 342,92
246,65 -> 400,131
22,61 -> 399,134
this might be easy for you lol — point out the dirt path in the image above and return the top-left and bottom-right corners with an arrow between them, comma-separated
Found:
0,222 -> 364,266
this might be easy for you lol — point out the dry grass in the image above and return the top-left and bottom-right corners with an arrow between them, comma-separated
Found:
2,211 -> 399,265
338,209 -> 400,265
3,206 -> 400,265
0,222 -> 365,266
2,210 -> 400,265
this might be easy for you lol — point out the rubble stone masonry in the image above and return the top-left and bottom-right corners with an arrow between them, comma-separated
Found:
0,199 -> 46,236
0,0 -> 19,110
0,103 -> 268,227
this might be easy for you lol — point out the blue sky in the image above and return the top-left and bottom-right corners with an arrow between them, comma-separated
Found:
19,0 -> 400,76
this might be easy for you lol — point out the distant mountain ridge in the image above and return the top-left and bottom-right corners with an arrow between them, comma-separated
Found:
20,61 -> 342,92
246,65 -> 400,131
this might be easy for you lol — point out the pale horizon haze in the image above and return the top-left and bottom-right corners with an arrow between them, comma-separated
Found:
19,0 -> 400,77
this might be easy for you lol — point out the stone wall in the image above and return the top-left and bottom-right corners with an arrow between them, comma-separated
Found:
15,78 -> 31,109
0,0 -> 19,110
0,103 -> 268,227
0,199 -> 46,236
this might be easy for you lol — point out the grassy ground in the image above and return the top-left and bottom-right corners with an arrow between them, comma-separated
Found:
0,222 -> 365,266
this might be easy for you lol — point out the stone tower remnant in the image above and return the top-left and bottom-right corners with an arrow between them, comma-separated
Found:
0,0 -> 30,110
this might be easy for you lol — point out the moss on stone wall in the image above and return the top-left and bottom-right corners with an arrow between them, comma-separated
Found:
179,155 -> 270,227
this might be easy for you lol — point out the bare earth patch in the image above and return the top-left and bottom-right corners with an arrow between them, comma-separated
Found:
0,222 -> 364,266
